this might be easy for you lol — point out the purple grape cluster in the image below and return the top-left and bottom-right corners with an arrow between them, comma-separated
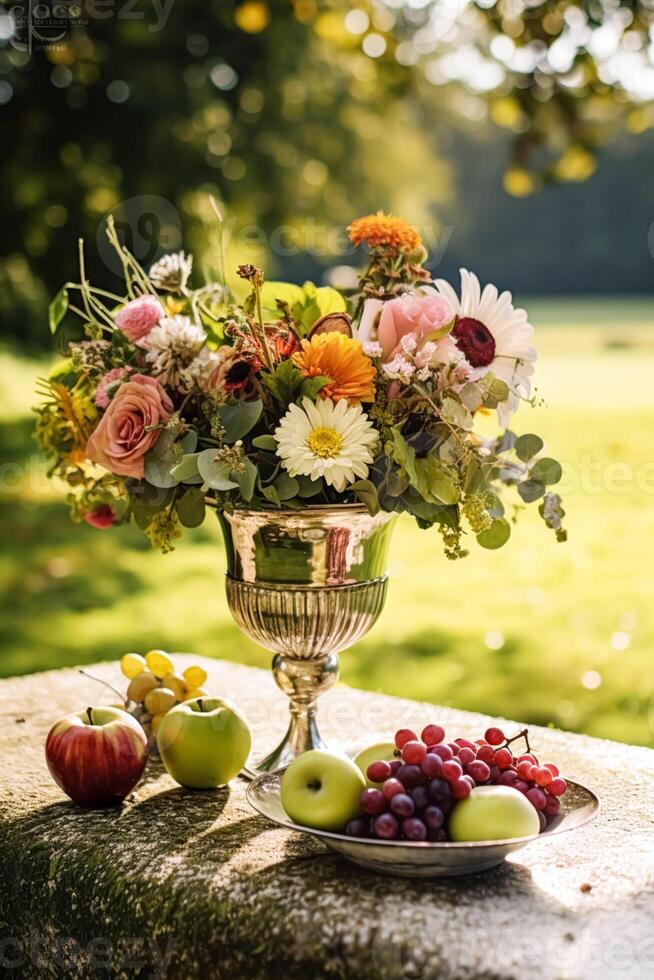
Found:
344,724 -> 568,842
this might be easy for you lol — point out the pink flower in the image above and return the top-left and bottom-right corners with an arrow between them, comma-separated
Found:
94,366 -> 133,409
377,293 -> 454,361
86,373 -> 174,479
83,504 -> 118,529
114,295 -> 163,343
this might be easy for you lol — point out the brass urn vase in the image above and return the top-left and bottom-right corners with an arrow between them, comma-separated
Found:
219,505 -> 396,775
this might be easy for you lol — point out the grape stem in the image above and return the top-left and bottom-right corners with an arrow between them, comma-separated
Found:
502,728 -> 531,754
78,669 -> 127,704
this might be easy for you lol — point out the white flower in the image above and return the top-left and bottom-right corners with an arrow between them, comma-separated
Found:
432,269 -> 536,424
149,251 -> 193,292
354,298 -> 384,345
142,315 -> 206,388
382,353 -> 415,384
274,397 -> 378,492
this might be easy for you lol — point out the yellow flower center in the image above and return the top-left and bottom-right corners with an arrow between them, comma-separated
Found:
306,426 -> 343,459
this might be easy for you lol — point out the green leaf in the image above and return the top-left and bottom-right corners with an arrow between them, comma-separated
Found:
144,449 -> 180,489
300,375 -> 330,400
518,479 -> 546,503
459,382 -> 484,412
486,492 -> 505,518
233,459 -> 257,502
530,457 -> 562,486
350,479 -> 380,515
261,484 -> 281,507
441,396 -> 473,429
49,284 -> 71,333
259,281 -> 305,317
480,372 -> 510,406
176,488 -> 206,528
515,434 -> 544,462
463,457 -> 484,494
273,471 -> 300,500
197,449 -> 239,490
391,428 -> 459,505
252,434 -> 278,451
180,430 -> 198,453
217,400 -> 262,443
477,518 -> 511,550
296,475 -> 323,498
170,452 -> 204,484
262,359 -> 303,404
313,286 -> 347,316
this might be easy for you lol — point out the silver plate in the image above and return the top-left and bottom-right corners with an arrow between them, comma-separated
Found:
246,770 -> 599,877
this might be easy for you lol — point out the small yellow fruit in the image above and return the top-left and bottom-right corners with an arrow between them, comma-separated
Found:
150,712 -> 167,735
183,665 -> 207,688
184,686 -> 210,701
160,672 -> 187,700
144,686 -> 178,715
145,650 -> 174,678
120,653 -> 147,679
127,671 -> 158,703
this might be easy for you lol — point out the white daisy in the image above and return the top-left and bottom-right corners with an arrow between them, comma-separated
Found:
432,269 -> 536,424
142,315 -> 206,388
274,397 -> 378,492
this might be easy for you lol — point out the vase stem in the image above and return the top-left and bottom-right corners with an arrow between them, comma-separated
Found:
244,652 -> 339,776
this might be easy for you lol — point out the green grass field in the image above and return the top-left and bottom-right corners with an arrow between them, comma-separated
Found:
2,297 -> 653,745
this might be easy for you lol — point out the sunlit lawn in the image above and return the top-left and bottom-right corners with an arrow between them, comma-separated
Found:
2,297 -> 653,745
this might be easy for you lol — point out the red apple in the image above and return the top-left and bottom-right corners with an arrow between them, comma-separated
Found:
45,706 -> 148,806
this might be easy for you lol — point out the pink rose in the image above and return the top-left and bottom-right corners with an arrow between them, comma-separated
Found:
86,373 -> 174,478
83,504 -> 118,529
377,293 -> 454,361
115,295 -> 163,343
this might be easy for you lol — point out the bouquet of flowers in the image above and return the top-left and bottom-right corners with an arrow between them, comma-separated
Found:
35,210 -> 565,558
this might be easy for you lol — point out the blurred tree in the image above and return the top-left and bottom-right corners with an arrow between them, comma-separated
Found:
0,0 -> 652,347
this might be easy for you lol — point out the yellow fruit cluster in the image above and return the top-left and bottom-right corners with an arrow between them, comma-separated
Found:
120,650 -> 210,736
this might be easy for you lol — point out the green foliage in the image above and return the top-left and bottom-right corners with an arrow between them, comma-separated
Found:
259,281 -> 346,334
217,400 -> 262,443
262,360 -> 303,405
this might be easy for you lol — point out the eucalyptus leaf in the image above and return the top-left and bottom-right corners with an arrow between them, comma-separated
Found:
218,400 -> 262,443
350,479 -> 380,516
530,457 -> 562,486
197,449 -> 239,490
477,518 -> 511,550
518,479 -> 546,503
273,472 -> 300,500
170,453 -> 204,484
514,433 -> 544,462
261,484 -> 281,507
441,396 -> 473,429
296,475 -> 323,498
252,434 -> 278,451
459,382 -> 484,412
175,488 -> 206,528
233,459 -> 257,502
143,452 -> 180,489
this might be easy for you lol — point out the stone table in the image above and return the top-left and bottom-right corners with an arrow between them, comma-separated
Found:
1,657 -> 653,980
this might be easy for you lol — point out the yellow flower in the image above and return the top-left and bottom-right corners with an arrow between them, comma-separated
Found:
293,332 -> 375,403
347,211 -> 422,253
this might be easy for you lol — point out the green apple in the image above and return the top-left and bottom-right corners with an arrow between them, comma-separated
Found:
281,749 -> 366,831
354,741 -> 397,786
157,696 -> 251,789
449,785 -> 541,842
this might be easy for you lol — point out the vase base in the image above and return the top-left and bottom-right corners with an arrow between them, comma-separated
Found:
241,717 -> 331,780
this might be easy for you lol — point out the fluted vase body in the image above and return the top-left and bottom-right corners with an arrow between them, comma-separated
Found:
219,505 -> 396,774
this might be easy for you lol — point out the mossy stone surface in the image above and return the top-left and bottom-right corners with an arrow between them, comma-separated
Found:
1,658 -> 653,979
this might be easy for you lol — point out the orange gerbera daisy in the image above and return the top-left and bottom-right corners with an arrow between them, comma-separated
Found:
347,211 -> 422,253
293,332 -> 376,403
